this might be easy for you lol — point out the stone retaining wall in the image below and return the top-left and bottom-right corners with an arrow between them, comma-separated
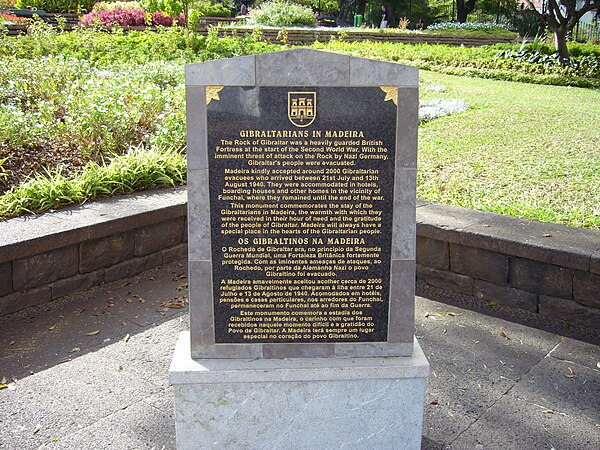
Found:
0,187 -> 187,316
415,201 -> 600,332
202,27 -> 516,46
1,188 -> 598,337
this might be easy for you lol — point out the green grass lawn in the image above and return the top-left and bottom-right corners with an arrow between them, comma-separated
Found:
418,71 -> 600,229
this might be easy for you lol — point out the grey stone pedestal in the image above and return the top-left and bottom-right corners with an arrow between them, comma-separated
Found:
170,331 -> 429,449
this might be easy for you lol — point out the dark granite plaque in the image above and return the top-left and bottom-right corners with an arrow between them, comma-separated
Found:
207,86 -> 397,344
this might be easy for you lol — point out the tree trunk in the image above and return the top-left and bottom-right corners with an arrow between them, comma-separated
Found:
456,0 -> 477,23
357,0 -> 366,16
457,1 -> 468,22
554,28 -> 571,64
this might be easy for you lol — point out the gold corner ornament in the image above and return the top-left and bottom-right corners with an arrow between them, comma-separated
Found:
288,92 -> 317,128
380,86 -> 398,106
206,86 -> 224,105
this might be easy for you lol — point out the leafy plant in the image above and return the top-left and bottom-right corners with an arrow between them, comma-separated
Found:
0,157 -> 9,184
91,1 -> 143,11
398,17 -> 409,31
14,0 -> 96,13
0,146 -> 186,219
246,0 -> 316,27
192,1 -> 232,17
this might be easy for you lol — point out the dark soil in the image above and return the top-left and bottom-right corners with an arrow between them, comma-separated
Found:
0,142 -> 92,195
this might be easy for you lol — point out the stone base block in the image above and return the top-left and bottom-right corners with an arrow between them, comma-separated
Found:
169,331 -> 429,450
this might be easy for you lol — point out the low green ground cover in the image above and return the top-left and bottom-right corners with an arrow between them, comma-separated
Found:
0,28 -> 598,228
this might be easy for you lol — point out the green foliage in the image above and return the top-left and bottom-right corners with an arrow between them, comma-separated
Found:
292,0 -> 339,16
247,0 -> 316,27
0,157 -> 8,183
142,0 -> 186,15
313,0 -> 338,15
14,0 -> 96,13
0,56 -> 185,159
92,1 -> 143,11
509,11 -> 546,38
0,146 -> 186,220
495,48 -> 600,78
142,0 -> 232,17
188,0 -> 233,28
314,40 -> 600,88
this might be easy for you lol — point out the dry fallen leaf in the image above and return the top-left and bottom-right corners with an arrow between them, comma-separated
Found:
596,362 -> 600,369
124,334 -> 130,343
117,365 -> 123,371
499,331 -> 510,340
0,384 -> 7,390
126,298 -> 133,303
0,377 -> 6,384
93,308 -> 106,317
138,297 -> 145,304
69,347 -> 80,353
48,325 -> 56,331
543,409 -> 554,414
33,424 -> 41,434
9,340 -> 15,346
565,367 -> 575,378
86,330 -> 100,336
542,233 -> 552,237
430,400 -> 439,406
176,282 -> 188,291
160,298 -> 187,309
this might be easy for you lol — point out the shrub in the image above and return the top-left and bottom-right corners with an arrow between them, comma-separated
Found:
509,12 -> 546,38
293,0 -> 338,16
92,1 -> 143,11
188,1 -> 233,28
79,5 -> 184,27
80,6 -> 148,27
14,0 -> 96,13
246,0 -> 316,27
193,1 -> 232,17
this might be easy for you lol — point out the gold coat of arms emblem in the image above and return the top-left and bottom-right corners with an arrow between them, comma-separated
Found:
288,92 -> 317,127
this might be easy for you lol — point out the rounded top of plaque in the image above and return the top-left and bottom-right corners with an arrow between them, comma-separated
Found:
185,48 -> 418,88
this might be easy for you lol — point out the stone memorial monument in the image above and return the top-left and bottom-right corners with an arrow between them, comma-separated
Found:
170,48 -> 429,449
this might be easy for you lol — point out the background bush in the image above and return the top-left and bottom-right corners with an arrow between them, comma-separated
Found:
246,0 -> 316,27
188,1 -> 233,29
14,0 -> 96,13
